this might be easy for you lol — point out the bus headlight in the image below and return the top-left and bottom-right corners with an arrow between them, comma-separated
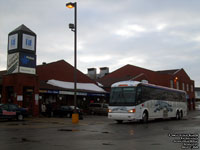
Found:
108,109 -> 112,113
128,109 -> 136,113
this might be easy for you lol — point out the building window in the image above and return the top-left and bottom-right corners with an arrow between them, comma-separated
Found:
170,80 -> 174,88
176,81 -> 179,89
191,85 -> 193,92
182,83 -> 185,91
186,84 -> 189,92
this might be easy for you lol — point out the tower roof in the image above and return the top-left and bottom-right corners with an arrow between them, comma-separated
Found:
9,24 -> 36,35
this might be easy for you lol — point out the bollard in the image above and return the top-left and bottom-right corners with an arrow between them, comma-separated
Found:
72,113 -> 79,124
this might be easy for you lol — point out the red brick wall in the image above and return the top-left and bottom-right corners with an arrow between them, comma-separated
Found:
37,60 -> 95,84
2,73 -> 39,116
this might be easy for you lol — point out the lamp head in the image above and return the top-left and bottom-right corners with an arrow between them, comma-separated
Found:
66,2 -> 76,8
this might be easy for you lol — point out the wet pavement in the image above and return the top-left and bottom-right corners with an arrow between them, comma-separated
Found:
0,111 -> 200,150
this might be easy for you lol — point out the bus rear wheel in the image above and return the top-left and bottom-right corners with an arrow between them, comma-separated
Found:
176,111 -> 180,120
180,111 -> 183,120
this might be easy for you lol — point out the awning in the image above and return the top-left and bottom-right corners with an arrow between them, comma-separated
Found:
47,79 -> 106,93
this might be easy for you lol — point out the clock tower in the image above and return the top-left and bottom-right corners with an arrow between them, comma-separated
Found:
2,24 -> 39,116
7,24 -> 36,74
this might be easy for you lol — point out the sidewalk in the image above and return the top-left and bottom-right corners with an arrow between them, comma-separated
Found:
187,110 -> 200,119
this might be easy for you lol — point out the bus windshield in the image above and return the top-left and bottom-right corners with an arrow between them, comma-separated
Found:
110,87 -> 136,106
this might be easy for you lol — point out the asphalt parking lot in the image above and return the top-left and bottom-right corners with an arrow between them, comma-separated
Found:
0,111 -> 200,150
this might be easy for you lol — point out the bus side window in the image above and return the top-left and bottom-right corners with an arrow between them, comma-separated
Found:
141,86 -> 150,101
180,93 -> 185,102
136,87 -> 142,104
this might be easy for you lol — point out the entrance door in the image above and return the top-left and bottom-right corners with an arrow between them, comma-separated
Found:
6,86 -> 14,103
23,87 -> 34,114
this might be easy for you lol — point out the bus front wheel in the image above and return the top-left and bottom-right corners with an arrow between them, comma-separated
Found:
141,111 -> 148,123
116,120 -> 123,124
180,111 -> 183,120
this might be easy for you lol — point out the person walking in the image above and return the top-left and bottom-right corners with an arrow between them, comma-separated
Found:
41,103 -> 47,117
46,103 -> 53,117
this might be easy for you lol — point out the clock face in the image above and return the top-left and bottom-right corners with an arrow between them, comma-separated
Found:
8,34 -> 18,50
22,34 -> 35,51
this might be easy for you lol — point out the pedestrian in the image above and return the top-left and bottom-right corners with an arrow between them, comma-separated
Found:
41,103 -> 47,117
46,103 -> 53,117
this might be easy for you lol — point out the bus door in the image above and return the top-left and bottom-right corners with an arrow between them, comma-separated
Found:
135,86 -> 143,119
148,100 -> 155,118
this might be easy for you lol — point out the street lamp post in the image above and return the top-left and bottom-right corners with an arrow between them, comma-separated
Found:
66,2 -> 79,123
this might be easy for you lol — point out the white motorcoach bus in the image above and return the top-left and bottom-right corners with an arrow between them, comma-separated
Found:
108,81 -> 187,123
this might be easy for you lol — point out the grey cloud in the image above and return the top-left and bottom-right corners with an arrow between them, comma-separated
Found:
0,0 -> 200,86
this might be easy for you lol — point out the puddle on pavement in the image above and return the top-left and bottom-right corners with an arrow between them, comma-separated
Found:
20,138 -> 39,143
11,137 -> 39,143
58,129 -> 79,132
51,122 -> 59,124
8,123 -> 28,126
21,138 -> 31,142
58,129 -> 110,134
102,131 -> 109,134
102,143 -> 114,146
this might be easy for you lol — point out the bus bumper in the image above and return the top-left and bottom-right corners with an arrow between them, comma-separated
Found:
108,113 -> 136,121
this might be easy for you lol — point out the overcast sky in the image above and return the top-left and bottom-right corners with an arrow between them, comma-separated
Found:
1,0 -> 200,86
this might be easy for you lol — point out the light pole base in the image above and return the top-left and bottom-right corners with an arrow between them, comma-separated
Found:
72,113 -> 79,124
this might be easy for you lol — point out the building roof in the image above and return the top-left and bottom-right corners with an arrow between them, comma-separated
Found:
36,60 -> 96,84
97,64 -> 170,88
9,24 -> 36,35
157,69 -> 180,75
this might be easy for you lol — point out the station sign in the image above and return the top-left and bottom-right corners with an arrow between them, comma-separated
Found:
19,53 -> 36,68
7,53 -> 19,74
19,53 -> 36,74
22,34 -> 35,51
7,52 -> 36,75
8,33 -> 18,50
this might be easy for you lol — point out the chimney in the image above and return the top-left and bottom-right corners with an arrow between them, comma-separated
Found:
87,68 -> 97,80
99,67 -> 109,78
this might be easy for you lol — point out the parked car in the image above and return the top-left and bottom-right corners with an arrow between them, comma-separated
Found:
0,103 -> 28,121
88,103 -> 108,115
53,106 -> 83,119
195,102 -> 200,110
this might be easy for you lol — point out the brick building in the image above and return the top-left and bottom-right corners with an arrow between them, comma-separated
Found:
37,60 -> 107,107
0,60 -> 107,116
97,64 -> 195,110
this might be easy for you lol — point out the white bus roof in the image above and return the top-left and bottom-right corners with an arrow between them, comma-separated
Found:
111,81 -> 141,87
111,80 -> 186,93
